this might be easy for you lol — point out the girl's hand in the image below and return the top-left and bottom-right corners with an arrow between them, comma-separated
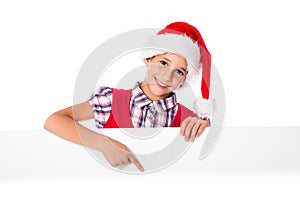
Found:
180,117 -> 209,142
102,136 -> 144,172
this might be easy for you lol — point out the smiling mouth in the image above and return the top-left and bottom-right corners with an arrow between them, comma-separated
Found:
155,77 -> 168,88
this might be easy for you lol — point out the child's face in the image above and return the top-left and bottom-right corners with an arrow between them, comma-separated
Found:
142,53 -> 187,100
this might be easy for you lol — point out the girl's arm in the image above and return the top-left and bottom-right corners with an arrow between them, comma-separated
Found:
44,102 -> 144,172
44,102 -> 103,148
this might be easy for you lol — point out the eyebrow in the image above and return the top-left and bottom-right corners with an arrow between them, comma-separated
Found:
161,57 -> 172,63
179,67 -> 187,73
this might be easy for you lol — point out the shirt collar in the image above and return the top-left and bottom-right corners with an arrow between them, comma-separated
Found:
131,82 -> 177,111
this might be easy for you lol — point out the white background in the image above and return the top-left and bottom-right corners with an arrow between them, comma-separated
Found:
1,0 -> 299,199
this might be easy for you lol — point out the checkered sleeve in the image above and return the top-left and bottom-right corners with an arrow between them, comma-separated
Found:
88,86 -> 113,128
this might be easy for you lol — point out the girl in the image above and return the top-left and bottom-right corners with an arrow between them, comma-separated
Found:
44,22 -> 214,172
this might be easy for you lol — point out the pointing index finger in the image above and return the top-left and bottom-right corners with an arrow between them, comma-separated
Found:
129,154 -> 145,172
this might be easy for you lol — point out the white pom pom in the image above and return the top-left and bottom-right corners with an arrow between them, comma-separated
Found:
193,98 -> 216,119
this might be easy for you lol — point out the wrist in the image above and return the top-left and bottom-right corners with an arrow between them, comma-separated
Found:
92,134 -> 110,152
200,116 -> 211,127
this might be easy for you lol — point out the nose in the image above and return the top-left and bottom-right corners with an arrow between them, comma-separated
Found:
160,67 -> 173,82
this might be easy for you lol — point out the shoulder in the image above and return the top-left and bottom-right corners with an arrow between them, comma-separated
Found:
93,86 -> 113,97
89,86 -> 113,106
89,86 -> 132,103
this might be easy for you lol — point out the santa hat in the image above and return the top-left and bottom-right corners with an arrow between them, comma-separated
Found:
142,22 -> 215,118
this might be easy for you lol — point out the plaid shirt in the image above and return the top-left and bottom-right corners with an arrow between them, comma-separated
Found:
89,82 -> 178,128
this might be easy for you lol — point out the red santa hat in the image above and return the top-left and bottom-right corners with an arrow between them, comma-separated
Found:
142,22 -> 215,118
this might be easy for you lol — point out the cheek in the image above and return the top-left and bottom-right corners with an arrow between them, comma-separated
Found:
146,65 -> 160,77
172,76 -> 186,87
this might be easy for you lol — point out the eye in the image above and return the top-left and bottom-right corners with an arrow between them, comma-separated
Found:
176,70 -> 184,76
159,60 -> 168,66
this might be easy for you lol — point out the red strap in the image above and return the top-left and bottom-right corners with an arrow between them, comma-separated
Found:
104,89 -> 133,128
171,104 -> 196,127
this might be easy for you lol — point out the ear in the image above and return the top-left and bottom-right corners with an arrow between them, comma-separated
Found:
144,58 -> 151,65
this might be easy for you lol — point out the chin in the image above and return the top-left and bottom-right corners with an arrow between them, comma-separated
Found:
152,89 -> 171,98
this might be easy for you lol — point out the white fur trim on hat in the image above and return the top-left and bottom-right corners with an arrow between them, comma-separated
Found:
141,33 -> 201,84
193,97 -> 216,119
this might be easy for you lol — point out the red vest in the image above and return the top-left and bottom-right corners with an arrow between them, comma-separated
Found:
104,88 -> 195,128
